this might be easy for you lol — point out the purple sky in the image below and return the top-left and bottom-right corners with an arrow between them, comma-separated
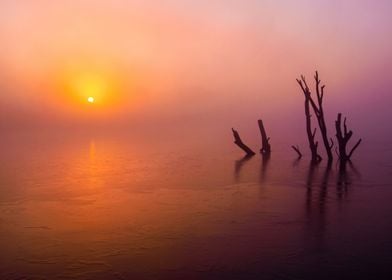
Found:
0,0 -> 391,140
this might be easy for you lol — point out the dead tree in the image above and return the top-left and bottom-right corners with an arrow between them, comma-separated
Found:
311,72 -> 334,161
298,72 -> 333,162
296,77 -> 322,163
335,113 -> 362,162
258,119 -> 271,155
291,145 -> 302,159
232,128 -> 256,156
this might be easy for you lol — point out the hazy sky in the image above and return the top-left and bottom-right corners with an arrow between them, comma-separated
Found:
1,0 -> 391,138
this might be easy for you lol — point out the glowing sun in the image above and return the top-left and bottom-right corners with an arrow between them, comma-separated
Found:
87,96 -> 95,103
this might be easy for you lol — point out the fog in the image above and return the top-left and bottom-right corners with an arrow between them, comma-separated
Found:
1,0 -> 392,143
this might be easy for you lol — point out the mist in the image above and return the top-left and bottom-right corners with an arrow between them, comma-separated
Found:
1,0 -> 392,143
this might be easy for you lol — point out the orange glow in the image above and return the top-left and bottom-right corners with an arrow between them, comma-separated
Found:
2,0 -> 391,130
66,70 -> 110,106
74,74 -> 105,102
50,61 -> 130,119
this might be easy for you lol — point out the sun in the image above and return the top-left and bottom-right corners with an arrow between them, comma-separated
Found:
68,72 -> 106,105
60,66 -> 124,109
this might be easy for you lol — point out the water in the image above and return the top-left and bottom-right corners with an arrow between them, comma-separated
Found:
1,131 -> 392,279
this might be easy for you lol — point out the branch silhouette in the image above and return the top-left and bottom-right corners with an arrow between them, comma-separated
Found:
231,128 -> 256,156
296,76 -> 322,163
335,113 -> 362,162
258,119 -> 271,156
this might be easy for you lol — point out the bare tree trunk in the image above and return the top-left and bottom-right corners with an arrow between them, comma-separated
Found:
297,73 -> 333,162
335,113 -> 362,162
310,72 -> 334,163
258,119 -> 271,155
231,128 -> 256,156
291,145 -> 302,159
297,77 -> 322,163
